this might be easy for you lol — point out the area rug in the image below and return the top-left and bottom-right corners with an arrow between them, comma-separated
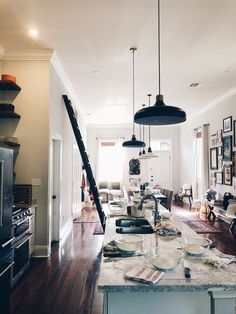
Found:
93,223 -> 104,235
183,220 -> 227,233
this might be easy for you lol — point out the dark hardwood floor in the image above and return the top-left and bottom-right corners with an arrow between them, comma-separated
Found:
10,207 -> 104,314
10,204 -> 236,314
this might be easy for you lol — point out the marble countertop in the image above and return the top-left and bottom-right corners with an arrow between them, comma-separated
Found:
98,205 -> 236,292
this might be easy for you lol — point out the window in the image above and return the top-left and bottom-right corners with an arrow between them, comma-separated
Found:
151,140 -> 171,151
97,139 -> 124,183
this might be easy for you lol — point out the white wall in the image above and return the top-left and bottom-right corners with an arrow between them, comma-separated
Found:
1,60 -> 50,246
86,125 -> 180,193
180,94 -> 236,199
49,64 -> 86,240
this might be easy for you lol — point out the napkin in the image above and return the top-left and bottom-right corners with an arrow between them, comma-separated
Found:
202,253 -> 235,268
124,267 -> 164,285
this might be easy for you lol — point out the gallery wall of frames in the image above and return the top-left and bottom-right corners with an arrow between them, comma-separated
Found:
209,116 -> 236,191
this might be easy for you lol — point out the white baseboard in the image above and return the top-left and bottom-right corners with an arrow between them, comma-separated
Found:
32,245 -> 50,258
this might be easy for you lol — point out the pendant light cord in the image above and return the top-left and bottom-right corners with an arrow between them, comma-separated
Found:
148,94 -> 152,147
131,48 -> 137,135
158,0 -> 161,95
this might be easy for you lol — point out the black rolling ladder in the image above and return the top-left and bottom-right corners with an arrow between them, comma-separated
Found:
62,95 -> 106,231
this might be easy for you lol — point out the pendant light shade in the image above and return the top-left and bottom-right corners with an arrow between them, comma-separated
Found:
123,48 -> 145,147
134,0 -> 186,126
122,134 -> 145,148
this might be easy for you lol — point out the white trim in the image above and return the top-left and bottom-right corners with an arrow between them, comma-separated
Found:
3,49 -> 53,61
32,245 -> 50,258
50,52 -> 86,120
0,44 -> 5,59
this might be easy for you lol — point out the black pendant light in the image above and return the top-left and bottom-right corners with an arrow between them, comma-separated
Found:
134,0 -> 186,126
123,48 -> 145,147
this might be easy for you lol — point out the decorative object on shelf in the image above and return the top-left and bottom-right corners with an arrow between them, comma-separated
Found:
223,164 -> 232,186
0,103 -> 20,118
122,48 -> 145,148
134,0 -> 186,126
218,146 -> 222,156
216,172 -> 223,184
1,74 -> 16,83
223,116 -> 232,133
233,120 -> 236,147
216,129 -> 222,143
222,136 -> 232,161
211,134 -> 217,146
210,147 -> 218,170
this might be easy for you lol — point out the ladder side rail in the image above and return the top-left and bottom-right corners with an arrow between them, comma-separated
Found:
62,95 -> 105,230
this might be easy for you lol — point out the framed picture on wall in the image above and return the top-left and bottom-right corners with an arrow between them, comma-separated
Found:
223,164 -> 232,185
216,129 -> 222,143
218,157 -> 223,171
216,172 -> 223,184
233,151 -> 236,176
210,147 -> 218,170
233,177 -> 236,191
233,120 -> 236,147
223,116 -> 232,133
211,134 -> 217,146
222,136 -> 232,161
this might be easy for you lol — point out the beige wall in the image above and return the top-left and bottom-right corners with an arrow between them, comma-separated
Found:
1,60 -> 50,246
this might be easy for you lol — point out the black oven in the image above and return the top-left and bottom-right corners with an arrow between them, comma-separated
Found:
11,207 -> 32,287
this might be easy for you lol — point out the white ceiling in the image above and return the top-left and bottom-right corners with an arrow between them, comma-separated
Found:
1,0 -> 236,126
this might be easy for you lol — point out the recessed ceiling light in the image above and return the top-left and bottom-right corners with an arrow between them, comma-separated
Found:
28,28 -> 39,37
189,83 -> 202,88
86,112 -> 91,116
92,71 -> 100,75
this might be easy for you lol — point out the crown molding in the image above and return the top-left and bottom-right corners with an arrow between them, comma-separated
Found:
0,44 -> 6,60
51,52 -> 86,121
2,49 -> 53,61
187,86 -> 236,123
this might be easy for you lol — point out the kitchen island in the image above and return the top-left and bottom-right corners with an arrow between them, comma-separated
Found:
98,204 -> 236,314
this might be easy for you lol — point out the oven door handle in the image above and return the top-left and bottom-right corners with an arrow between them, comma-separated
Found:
15,233 -> 32,249
14,218 -> 29,227
0,262 -> 14,278
1,237 -> 15,248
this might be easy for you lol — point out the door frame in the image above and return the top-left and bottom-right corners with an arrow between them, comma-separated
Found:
48,135 -> 62,254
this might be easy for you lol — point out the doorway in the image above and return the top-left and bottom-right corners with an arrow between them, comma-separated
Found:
144,139 -> 172,189
51,139 -> 61,242
72,144 -> 82,220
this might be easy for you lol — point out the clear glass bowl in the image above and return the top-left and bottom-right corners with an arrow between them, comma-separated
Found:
115,235 -> 143,253
181,236 -> 212,256
145,248 -> 184,271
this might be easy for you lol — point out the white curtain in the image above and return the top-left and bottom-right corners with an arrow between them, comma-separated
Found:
192,125 -> 209,199
96,137 -> 124,187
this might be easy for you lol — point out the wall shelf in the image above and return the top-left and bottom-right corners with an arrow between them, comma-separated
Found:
0,112 -> 21,119
0,80 -> 21,91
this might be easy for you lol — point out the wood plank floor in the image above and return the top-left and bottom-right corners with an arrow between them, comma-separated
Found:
10,207 -> 104,314
10,205 -> 236,314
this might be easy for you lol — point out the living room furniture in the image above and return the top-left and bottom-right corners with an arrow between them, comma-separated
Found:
226,203 -> 236,232
174,184 -> 192,209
